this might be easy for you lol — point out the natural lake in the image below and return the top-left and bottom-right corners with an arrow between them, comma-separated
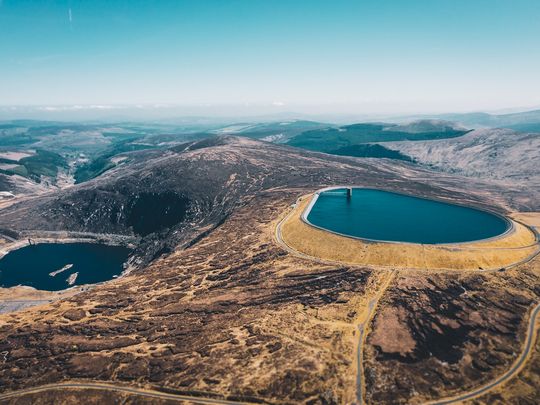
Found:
306,188 -> 510,244
0,243 -> 131,291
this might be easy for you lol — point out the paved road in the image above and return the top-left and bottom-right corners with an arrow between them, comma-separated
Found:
274,195 -> 540,273
0,233 -> 17,243
1,197 -> 537,405
426,303 -> 540,404
275,196 -> 540,404
274,196 -> 398,405
355,272 -> 396,405
0,381 -> 257,404
354,304 -> 372,405
0,299 -> 52,314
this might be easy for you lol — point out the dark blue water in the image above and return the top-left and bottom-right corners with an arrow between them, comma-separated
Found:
307,188 -> 509,244
0,243 -> 131,291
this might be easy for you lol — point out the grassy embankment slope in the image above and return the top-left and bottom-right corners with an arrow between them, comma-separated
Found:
280,195 -> 538,271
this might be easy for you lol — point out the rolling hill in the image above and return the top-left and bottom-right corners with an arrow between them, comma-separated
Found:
286,121 -> 470,151
0,137 -> 539,404
384,128 -> 540,208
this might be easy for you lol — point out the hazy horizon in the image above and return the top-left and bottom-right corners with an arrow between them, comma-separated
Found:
1,102 -> 540,124
1,0 -> 540,113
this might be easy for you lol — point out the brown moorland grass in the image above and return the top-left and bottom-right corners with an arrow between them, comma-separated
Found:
280,195 -> 539,271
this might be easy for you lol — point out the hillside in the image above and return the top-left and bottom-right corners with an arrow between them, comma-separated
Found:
286,121 -> 470,153
211,120 -> 329,143
437,109 -> 540,129
0,120 -> 220,189
388,119 -> 467,133
0,137 -> 539,404
385,128 -> 540,199
327,144 -> 413,161
1,136 -> 532,265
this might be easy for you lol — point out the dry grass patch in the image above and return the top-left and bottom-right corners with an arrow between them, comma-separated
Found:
280,195 -> 539,271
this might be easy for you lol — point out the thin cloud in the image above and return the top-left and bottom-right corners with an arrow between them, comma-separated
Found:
36,105 -> 121,111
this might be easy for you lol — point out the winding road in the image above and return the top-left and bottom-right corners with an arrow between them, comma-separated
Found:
0,304 -> 538,404
274,195 -> 540,404
0,381 -> 258,404
426,302 -> 540,404
354,271 -> 396,405
0,197 -> 537,404
274,196 -> 398,404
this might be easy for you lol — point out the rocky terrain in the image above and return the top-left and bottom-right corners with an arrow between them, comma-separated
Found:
365,266 -> 540,403
385,128 -> 540,208
3,136 -> 534,266
0,137 -> 538,404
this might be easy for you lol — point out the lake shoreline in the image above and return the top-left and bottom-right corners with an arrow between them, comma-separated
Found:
0,234 -> 138,308
282,192 -> 539,271
302,186 -> 514,245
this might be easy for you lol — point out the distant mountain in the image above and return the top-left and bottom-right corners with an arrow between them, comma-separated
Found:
286,120 -> 471,153
388,119 -> 467,134
432,109 -> 540,130
211,120 -> 330,143
384,128 -> 540,200
0,121 -> 220,187
328,144 -> 414,162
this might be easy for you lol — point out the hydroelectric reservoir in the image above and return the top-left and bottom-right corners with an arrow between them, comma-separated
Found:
305,188 -> 510,244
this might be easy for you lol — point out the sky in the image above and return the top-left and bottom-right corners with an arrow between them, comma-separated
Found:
1,0 -> 540,116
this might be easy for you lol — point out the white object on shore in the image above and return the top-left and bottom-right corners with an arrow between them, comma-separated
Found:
66,272 -> 79,286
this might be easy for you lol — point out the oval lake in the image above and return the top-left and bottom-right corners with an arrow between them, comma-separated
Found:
306,188 -> 510,244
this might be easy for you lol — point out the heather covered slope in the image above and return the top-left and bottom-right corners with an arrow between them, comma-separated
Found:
0,137 -> 539,404
286,121 -> 470,152
385,128 -> 540,195
0,136 -> 533,264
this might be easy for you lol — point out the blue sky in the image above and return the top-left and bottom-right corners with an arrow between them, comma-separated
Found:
1,0 -> 540,114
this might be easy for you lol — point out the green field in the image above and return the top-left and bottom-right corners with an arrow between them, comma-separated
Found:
328,144 -> 414,161
0,149 -> 67,182
74,141 -> 153,183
